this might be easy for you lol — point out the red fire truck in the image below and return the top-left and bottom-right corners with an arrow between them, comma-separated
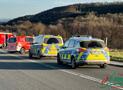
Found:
7,36 -> 33,54
0,32 -> 14,48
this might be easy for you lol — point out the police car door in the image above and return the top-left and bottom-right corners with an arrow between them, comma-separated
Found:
60,40 -> 69,60
67,39 -> 75,60
63,39 -> 75,62
32,36 -> 42,55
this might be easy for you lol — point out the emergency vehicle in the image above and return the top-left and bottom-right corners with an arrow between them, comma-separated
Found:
7,36 -> 33,54
0,32 -> 14,48
57,35 -> 110,69
29,35 -> 63,58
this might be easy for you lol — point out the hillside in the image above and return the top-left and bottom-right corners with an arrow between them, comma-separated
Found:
6,15 -> 33,25
6,2 -> 123,25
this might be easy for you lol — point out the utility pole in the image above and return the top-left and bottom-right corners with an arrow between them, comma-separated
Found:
106,37 -> 108,46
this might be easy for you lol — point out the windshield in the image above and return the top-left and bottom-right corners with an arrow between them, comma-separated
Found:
26,37 -> 33,43
80,41 -> 105,48
8,38 -> 16,43
44,37 -> 62,44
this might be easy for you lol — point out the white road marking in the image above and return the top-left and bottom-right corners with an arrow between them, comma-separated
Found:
29,60 -> 123,90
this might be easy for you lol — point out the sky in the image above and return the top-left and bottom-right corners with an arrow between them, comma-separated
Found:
0,0 -> 123,19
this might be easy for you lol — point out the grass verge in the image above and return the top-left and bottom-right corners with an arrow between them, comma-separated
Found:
110,50 -> 123,62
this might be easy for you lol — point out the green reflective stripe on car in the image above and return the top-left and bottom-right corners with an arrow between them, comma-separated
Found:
77,52 -> 83,61
64,54 -> 67,59
62,54 -> 70,60
68,54 -> 71,59
61,54 -> 64,59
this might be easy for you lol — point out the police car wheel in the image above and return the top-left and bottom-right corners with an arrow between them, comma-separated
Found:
29,51 -> 33,59
71,58 -> 77,69
37,51 -> 42,59
20,48 -> 25,54
99,64 -> 106,68
57,54 -> 62,65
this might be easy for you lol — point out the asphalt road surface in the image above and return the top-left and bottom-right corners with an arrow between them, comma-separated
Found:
0,49 -> 122,90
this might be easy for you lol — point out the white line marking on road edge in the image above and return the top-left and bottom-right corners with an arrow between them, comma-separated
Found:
29,60 -> 123,90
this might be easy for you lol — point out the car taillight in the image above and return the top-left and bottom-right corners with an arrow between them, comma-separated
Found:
77,48 -> 87,53
104,47 -> 109,52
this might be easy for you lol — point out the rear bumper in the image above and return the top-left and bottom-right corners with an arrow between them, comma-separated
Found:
77,60 -> 110,65
42,54 -> 57,57
7,45 -> 21,52
42,51 -> 57,57
7,47 -> 19,52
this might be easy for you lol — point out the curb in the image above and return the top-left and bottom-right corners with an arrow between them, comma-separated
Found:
111,60 -> 123,63
109,64 -> 123,67
109,61 -> 123,67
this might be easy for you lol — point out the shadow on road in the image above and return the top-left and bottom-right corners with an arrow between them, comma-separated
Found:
0,61 -> 101,70
0,56 -> 23,60
0,52 -> 101,70
0,62 -> 52,70
0,61 -> 72,70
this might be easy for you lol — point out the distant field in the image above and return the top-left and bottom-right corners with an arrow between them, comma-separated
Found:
110,50 -> 123,62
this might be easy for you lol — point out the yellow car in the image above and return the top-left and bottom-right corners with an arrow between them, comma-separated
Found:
57,35 -> 110,69
29,35 -> 63,58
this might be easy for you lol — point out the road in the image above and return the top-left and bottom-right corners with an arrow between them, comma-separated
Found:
0,49 -> 122,90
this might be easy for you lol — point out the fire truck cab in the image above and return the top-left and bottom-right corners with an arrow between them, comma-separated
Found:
0,32 -> 14,48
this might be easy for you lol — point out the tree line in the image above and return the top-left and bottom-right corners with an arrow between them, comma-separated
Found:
0,13 -> 123,49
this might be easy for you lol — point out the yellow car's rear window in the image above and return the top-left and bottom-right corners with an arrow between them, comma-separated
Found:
80,41 -> 105,48
44,37 -> 62,44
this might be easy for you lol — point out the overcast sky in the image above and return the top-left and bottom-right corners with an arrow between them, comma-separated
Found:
0,0 -> 123,19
